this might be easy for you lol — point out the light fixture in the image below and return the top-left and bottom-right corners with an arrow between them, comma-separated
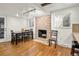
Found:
23,8 -> 36,15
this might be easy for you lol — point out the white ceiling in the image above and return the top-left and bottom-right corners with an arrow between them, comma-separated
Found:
0,3 -> 79,16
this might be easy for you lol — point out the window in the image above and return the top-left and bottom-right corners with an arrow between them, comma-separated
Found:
0,17 -> 4,39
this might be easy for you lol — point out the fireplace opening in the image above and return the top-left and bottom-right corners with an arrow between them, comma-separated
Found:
38,30 -> 47,38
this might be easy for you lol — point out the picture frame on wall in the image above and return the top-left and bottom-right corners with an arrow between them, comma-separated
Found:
29,19 -> 34,27
27,16 -> 34,29
63,14 -> 71,27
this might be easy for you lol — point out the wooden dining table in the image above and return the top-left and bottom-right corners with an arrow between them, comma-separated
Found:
11,30 -> 33,45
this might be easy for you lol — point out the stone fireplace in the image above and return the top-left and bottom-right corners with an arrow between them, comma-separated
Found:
35,15 -> 51,40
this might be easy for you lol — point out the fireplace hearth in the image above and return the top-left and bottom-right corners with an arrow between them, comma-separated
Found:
38,30 -> 47,38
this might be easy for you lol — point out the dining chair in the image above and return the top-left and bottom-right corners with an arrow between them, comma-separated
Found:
71,41 -> 79,56
49,30 -> 58,48
29,30 -> 33,39
22,30 -> 30,41
11,30 -> 16,44
16,33 -> 23,42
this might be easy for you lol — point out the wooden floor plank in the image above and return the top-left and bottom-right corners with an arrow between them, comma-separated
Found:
0,40 -> 71,56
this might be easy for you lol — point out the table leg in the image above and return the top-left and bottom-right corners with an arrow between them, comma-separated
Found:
71,45 -> 75,56
16,34 -> 17,45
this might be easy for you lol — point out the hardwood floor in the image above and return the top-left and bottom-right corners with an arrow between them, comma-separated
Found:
0,40 -> 71,56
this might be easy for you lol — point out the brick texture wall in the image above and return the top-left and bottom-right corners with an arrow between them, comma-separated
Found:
35,15 -> 51,39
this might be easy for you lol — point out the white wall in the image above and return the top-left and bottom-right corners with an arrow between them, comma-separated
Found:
51,6 -> 79,48
0,16 -> 28,42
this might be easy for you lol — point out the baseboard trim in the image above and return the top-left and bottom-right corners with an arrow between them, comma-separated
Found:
33,39 -> 71,49
0,39 -> 11,43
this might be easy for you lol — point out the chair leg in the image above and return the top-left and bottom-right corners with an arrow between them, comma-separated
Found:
55,43 -> 56,48
55,41 -> 57,48
11,39 -> 13,44
49,40 -> 51,46
71,46 -> 74,56
49,40 -> 52,46
23,37 -> 24,42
